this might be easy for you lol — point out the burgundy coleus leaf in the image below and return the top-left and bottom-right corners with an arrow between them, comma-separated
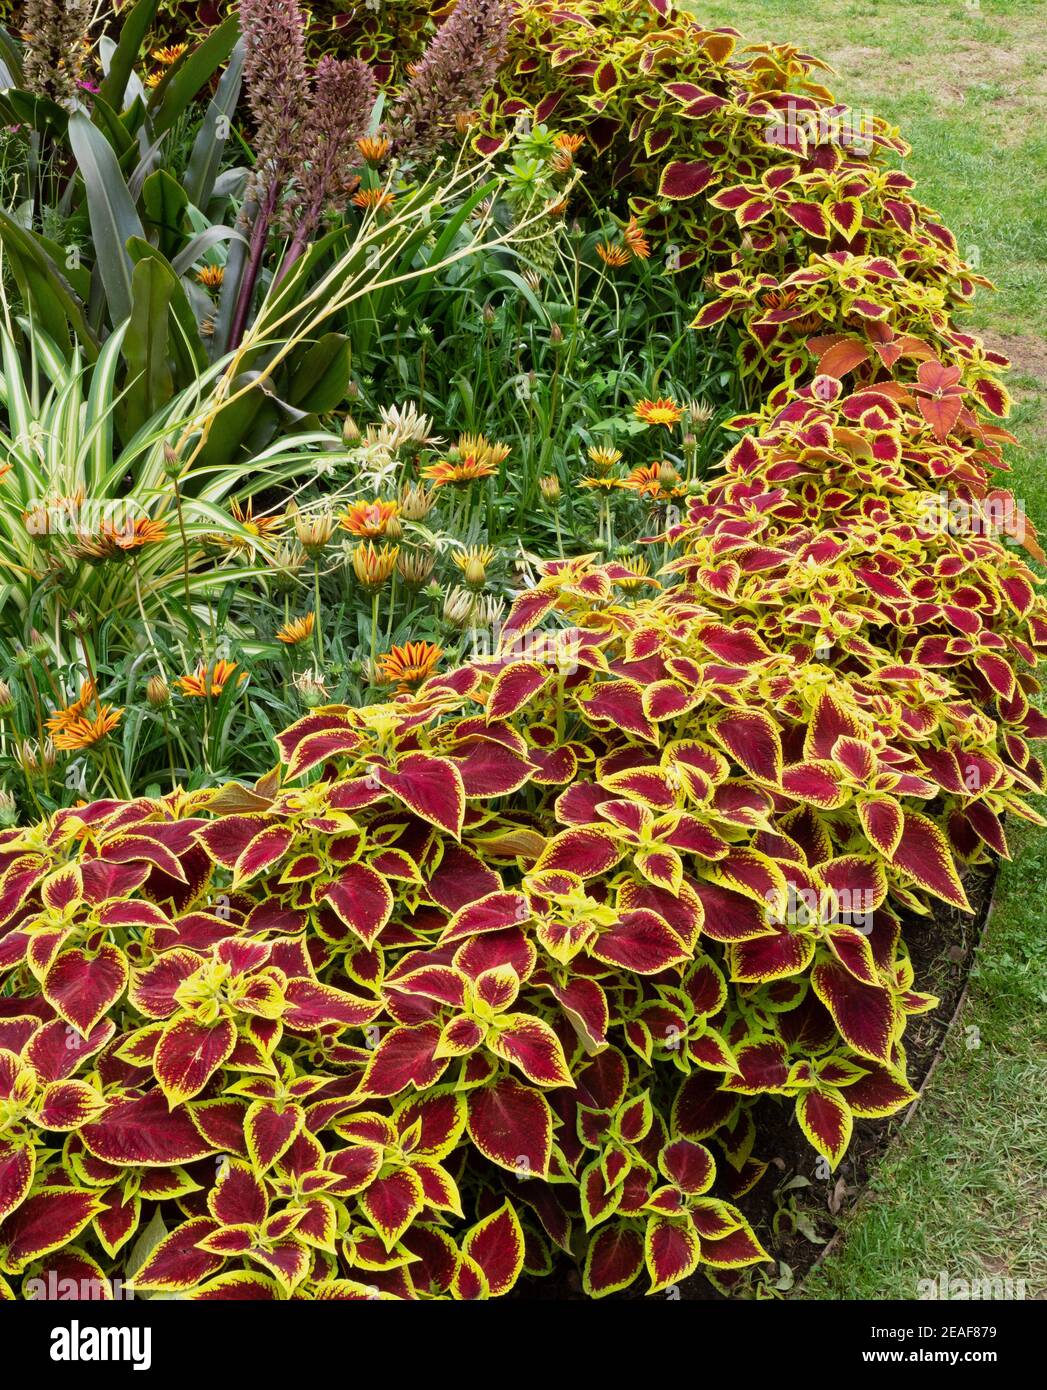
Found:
843,1060 -> 918,1117
577,681 -> 656,743
796,1087 -> 852,1168
487,1014 -> 572,1087
462,1200 -> 525,1297
282,978 -> 380,1030
449,739 -> 536,798
322,861 -> 394,946
890,811 -> 970,910
81,1090 -> 218,1166
698,1220 -> 769,1268
710,709 -> 783,784
128,948 -> 205,1020
154,1016 -> 237,1106
783,200 -> 831,237
534,827 -> 624,878
487,662 -> 551,720
811,961 -> 896,1063
583,1222 -> 645,1297
359,1023 -> 447,1098
440,891 -> 529,944
589,910 -> 689,975
361,1168 -> 425,1252
658,1139 -> 716,1196
501,589 -> 559,638
0,1187 -> 105,1274
233,824 -> 295,886
0,1141 -> 34,1224
208,1161 -> 268,1227
42,946 -> 128,1036
645,1215 -> 701,1292
25,1017 -> 114,1083
383,754 -> 465,839
132,1216 -> 223,1291
658,158 -> 714,200
466,1075 -> 552,1179
546,976 -> 609,1053
245,1100 -> 304,1174
94,1189 -> 140,1258
34,1079 -> 103,1130
280,724 -> 362,781
858,794 -> 904,858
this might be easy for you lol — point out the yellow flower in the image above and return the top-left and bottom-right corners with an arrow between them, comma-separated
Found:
342,499 -> 400,538
616,556 -> 652,592
579,476 -> 630,492
633,397 -> 683,428
175,660 -> 246,698
586,445 -> 623,472
152,44 -> 187,65
377,641 -> 443,691
276,613 -> 317,646
452,545 -> 495,587
554,132 -> 585,153
197,264 -> 224,290
217,498 -> 284,552
351,541 -> 399,589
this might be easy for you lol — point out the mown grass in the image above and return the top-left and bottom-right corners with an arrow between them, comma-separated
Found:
685,0 -> 1046,1300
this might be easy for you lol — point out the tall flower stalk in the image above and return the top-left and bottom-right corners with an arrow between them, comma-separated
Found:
388,0 -> 513,161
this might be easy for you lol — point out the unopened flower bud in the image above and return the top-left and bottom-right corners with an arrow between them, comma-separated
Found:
0,681 -> 13,715
0,790 -> 16,827
539,474 -> 561,504
146,676 -> 170,708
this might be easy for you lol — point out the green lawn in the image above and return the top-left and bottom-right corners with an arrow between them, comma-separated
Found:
685,0 -> 1047,1300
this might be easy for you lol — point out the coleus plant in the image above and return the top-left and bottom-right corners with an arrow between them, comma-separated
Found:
0,0 -> 1042,1304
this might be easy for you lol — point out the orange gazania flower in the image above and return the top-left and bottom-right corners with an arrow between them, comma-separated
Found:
627,463 -> 685,500
356,135 -> 391,163
71,516 -> 167,560
634,397 -> 683,428
342,499 -> 399,538
46,680 -> 95,736
596,241 -> 630,268
152,44 -> 186,65
554,133 -> 585,153
144,71 -> 164,89
378,641 -> 443,691
197,264 -> 224,290
175,660 -> 246,698
623,217 -> 651,260
422,434 -> 509,488
51,705 -> 123,752
352,187 -> 396,213
351,541 -> 400,589
276,613 -> 316,646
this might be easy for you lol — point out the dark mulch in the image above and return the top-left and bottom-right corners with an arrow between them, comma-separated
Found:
517,866 -> 995,1300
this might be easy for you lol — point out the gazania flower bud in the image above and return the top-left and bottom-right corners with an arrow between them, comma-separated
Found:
397,548 -> 436,588
29,629 -> 48,659
16,740 -> 39,778
443,586 -> 477,629
146,676 -> 170,708
539,475 -> 561,504
293,670 -> 329,709
294,508 -> 337,556
0,681 -> 13,715
351,541 -> 399,590
657,461 -> 680,488
0,790 -> 17,827
272,541 -> 307,592
342,415 -> 361,444
162,444 -> 182,478
549,322 -> 563,346
463,556 -> 486,587
399,482 -> 434,522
